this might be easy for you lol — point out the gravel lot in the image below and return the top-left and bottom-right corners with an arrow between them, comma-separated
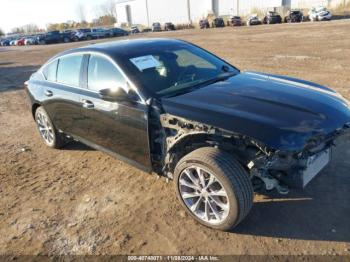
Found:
1,19 -> 350,255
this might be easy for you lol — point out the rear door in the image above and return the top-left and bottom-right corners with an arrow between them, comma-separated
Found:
42,53 -> 86,137
79,53 -> 152,170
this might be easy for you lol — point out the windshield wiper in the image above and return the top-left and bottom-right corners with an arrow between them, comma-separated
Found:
163,71 -> 237,98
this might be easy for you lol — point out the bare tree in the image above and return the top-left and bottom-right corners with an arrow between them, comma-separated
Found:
11,27 -> 25,34
22,24 -> 40,34
76,4 -> 87,23
96,0 -> 117,21
9,24 -> 39,34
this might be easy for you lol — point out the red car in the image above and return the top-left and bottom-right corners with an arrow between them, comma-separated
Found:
17,37 -> 26,46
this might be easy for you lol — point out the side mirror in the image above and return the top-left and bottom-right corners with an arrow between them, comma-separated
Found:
99,87 -> 131,102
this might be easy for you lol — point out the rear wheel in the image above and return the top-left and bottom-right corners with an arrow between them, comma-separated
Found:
34,106 -> 66,149
174,147 -> 253,231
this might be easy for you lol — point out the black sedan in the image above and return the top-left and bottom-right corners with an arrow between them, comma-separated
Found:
164,22 -> 176,31
108,27 -> 129,37
284,10 -> 304,23
199,19 -> 210,29
25,39 -> 350,230
212,17 -> 225,28
263,11 -> 282,24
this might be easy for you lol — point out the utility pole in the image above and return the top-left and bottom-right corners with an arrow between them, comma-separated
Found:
145,0 -> 150,27
236,0 -> 239,16
187,0 -> 192,25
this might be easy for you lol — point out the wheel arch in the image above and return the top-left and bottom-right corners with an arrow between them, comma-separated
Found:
32,103 -> 41,119
165,131 -> 264,176
159,113 -> 271,177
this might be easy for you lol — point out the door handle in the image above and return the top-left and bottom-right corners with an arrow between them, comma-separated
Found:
82,99 -> 94,109
44,90 -> 53,97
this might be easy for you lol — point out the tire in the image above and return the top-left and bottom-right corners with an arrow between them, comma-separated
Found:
63,37 -> 70,43
174,147 -> 253,231
34,106 -> 66,149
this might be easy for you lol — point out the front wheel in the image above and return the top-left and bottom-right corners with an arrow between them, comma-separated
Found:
174,147 -> 253,231
34,106 -> 66,149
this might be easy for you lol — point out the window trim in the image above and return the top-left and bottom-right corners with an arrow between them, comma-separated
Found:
42,59 -> 58,82
39,51 -> 146,104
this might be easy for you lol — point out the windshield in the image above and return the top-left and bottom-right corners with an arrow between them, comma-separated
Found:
122,43 -> 239,97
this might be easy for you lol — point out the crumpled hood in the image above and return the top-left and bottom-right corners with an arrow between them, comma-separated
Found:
161,71 -> 350,151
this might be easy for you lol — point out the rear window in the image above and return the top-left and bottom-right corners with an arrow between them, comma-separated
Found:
57,55 -> 83,86
42,60 -> 58,82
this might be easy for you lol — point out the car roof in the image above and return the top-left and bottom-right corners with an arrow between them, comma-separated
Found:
50,38 -> 187,62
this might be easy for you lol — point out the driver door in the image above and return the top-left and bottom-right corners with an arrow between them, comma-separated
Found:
79,54 -> 152,171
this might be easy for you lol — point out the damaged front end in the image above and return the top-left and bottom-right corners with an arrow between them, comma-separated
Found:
154,109 -> 350,194
245,122 -> 350,192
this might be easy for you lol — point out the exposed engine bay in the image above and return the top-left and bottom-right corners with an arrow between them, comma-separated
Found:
149,108 -> 350,194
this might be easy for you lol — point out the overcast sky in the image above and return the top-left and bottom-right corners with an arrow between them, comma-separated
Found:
0,0 -> 107,33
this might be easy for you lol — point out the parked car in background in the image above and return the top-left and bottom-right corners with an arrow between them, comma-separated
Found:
212,17 -> 225,28
16,37 -> 26,46
308,6 -> 332,21
164,22 -> 176,31
152,22 -> 162,32
130,26 -> 140,34
37,31 -> 73,44
24,36 -> 37,45
10,38 -> 20,46
26,38 -> 350,231
72,28 -> 93,41
263,11 -> 282,24
142,28 -> 152,33
91,28 -> 110,39
284,9 -> 304,23
108,27 -> 129,37
247,14 -> 262,26
228,16 -> 242,26
0,38 -> 11,46
199,19 -> 210,29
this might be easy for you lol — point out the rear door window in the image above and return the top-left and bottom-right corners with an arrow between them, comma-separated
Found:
57,54 -> 84,86
42,60 -> 58,82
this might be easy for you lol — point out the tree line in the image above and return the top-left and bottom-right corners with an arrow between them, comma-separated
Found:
2,0 -> 117,35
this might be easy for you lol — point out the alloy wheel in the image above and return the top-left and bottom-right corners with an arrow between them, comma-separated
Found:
36,111 -> 55,146
178,166 -> 230,225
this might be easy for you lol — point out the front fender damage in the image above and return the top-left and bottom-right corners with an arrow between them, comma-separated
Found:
150,112 -> 349,193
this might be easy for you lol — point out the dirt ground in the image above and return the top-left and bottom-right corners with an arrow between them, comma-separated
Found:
1,19 -> 350,256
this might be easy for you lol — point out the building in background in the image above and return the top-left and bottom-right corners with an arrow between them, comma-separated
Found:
289,0 -> 345,8
115,0 -> 285,26
115,0 -> 348,26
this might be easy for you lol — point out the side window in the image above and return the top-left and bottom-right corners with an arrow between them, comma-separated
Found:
42,60 -> 58,82
88,55 -> 126,92
57,54 -> 83,86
